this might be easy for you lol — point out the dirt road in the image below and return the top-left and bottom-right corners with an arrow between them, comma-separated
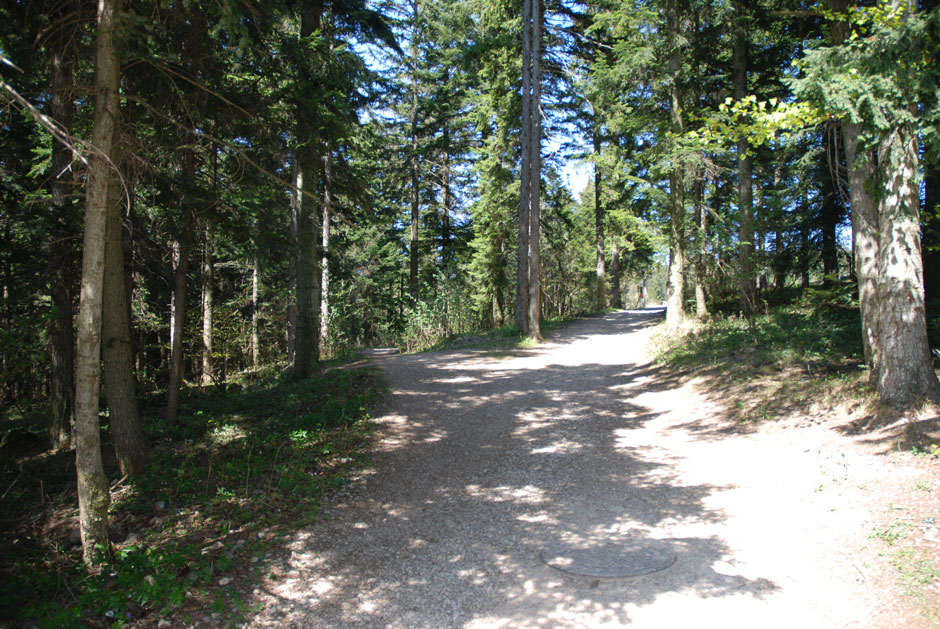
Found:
248,309 -> 929,628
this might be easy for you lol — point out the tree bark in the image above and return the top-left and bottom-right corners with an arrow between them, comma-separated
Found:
664,0 -> 686,330
525,0 -> 542,339
409,10 -> 421,301
843,123 -> 879,368
200,222 -> 214,386
75,0 -> 122,565
593,125 -> 606,310
251,254 -> 260,371
516,0 -> 533,336
293,157 -> 319,378
102,169 -> 147,476
320,152 -> 331,356
734,1 -> 756,319
166,228 -> 191,424
873,127 -> 940,405
292,6 -> 321,379
693,176 -> 709,319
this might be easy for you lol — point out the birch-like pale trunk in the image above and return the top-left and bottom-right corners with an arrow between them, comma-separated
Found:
320,153 -> 331,356
251,255 -> 260,371
200,223 -> 214,386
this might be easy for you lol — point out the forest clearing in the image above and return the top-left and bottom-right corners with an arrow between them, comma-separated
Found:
2,0 -> 940,626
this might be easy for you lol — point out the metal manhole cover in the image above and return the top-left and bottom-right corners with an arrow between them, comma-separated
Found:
540,541 -> 677,578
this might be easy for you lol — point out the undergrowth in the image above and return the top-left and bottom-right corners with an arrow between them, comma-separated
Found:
651,283 -> 874,426
0,365 -> 384,627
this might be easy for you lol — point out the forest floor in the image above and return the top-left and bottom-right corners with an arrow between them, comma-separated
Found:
239,307 -> 940,628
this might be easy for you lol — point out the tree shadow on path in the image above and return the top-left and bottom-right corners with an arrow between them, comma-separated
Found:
248,309 -> 778,627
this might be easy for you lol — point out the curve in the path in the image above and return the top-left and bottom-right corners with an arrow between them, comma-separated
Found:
247,308 -> 880,628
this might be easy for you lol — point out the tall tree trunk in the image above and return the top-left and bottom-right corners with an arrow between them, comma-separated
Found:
734,1 -> 756,319
102,171 -> 147,476
665,0 -> 686,330
440,128 -> 453,273
409,11 -> 421,301
821,132 -> 840,284
200,222 -> 214,386
292,6 -> 322,379
798,186 -> 810,290
693,176 -> 709,319
873,127 -> 940,405
320,152 -> 331,356
251,254 -> 260,371
167,6 -> 201,424
518,0 -> 542,339
75,0 -> 122,565
47,13 -> 77,450
287,160 -> 299,362
293,157 -> 318,378
593,124 -> 606,310
166,227 -> 191,424
843,123 -> 879,369
516,0 -> 533,336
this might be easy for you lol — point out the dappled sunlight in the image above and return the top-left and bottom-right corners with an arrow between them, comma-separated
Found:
246,311 -> 845,626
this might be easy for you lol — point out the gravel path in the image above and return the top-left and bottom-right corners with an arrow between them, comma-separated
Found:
247,308 -> 925,628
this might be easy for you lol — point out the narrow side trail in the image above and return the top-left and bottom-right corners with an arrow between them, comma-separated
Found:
249,309 -> 923,628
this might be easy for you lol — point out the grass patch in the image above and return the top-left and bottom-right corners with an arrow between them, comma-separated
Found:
651,282 -> 872,427
0,364 -> 384,627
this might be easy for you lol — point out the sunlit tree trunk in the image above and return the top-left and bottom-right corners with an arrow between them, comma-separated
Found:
843,123 -> 879,369
873,127 -> 940,405
75,0 -> 122,565
593,125 -> 606,310
518,0 -> 542,338
664,0 -> 686,330
200,222 -> 214,386
251,254 -> 260,371
693,176 -> 709,319
733,0 -> 756,319
320,152 -> 331,357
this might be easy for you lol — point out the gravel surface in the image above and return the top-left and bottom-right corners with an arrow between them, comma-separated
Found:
246,308 -> 928,628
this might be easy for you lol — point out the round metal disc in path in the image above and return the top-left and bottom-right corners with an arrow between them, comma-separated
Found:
540,541 -> 677,578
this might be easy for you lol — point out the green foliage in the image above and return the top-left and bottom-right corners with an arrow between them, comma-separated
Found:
656,292 -> 863,371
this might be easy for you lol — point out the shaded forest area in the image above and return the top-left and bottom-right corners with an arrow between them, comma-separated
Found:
1,0 -> 940,623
